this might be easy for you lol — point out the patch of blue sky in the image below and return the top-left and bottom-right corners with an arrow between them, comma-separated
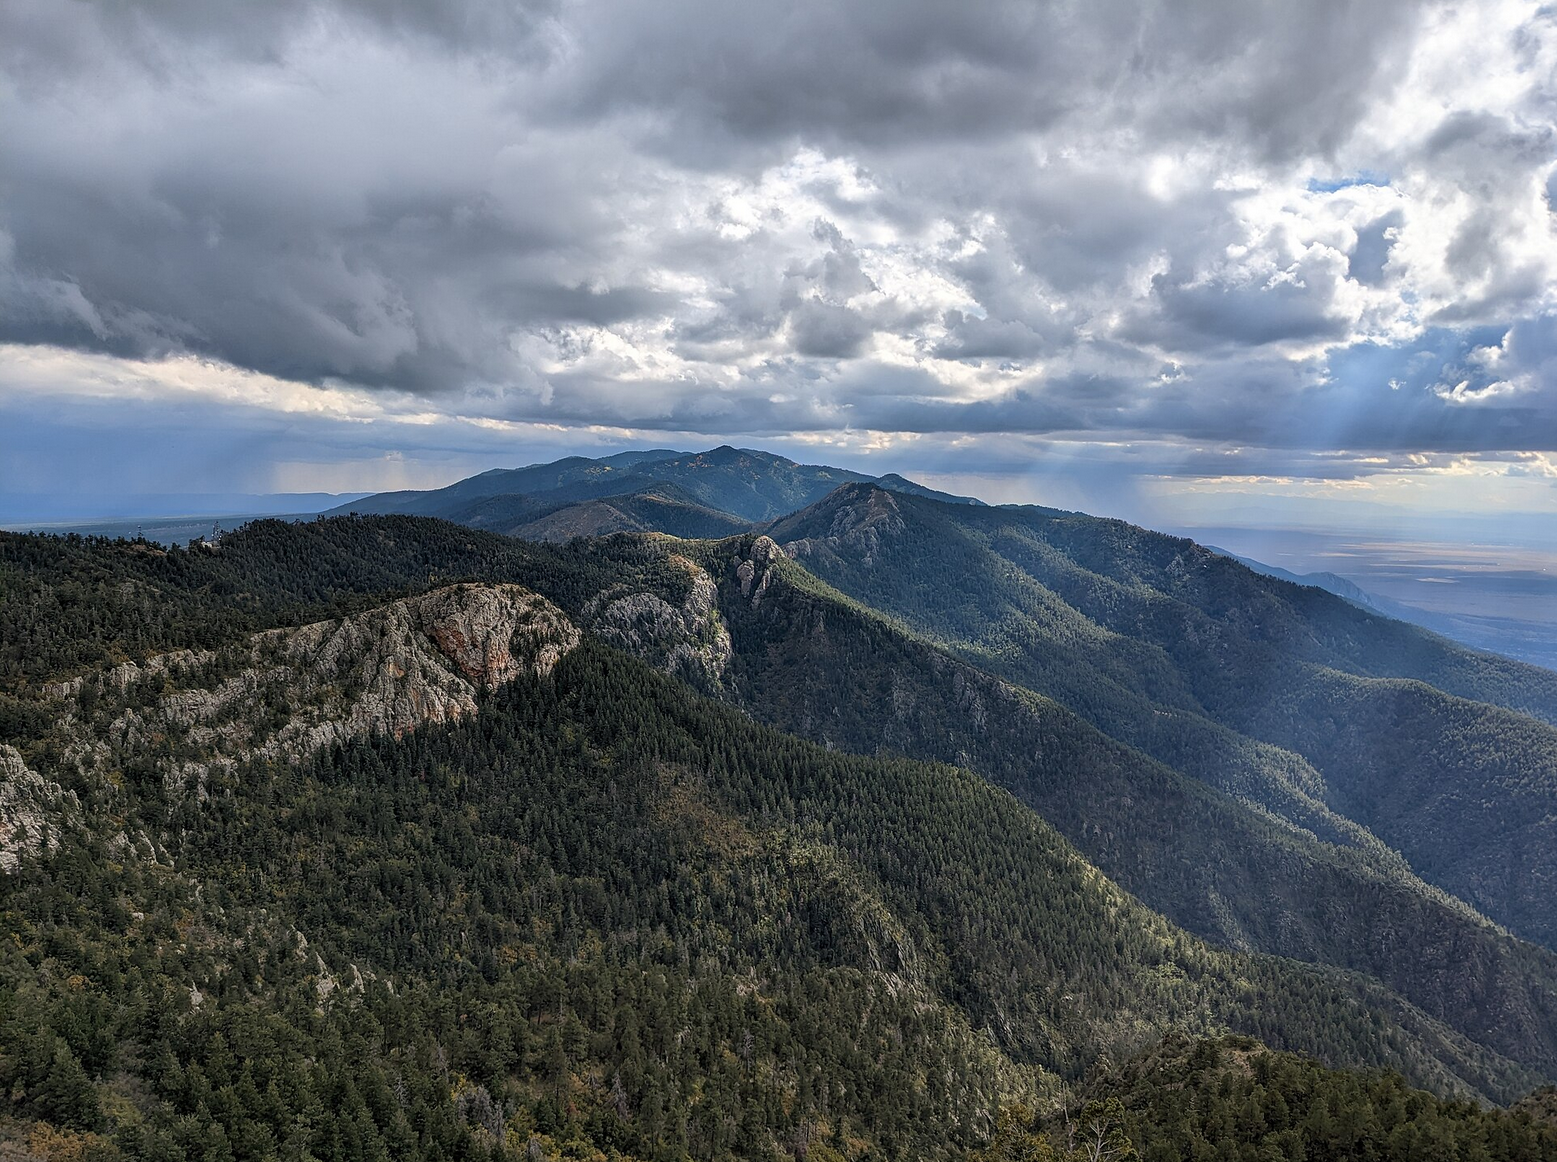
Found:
1325,325 -> 1506,392
1307,171 -> 1391,193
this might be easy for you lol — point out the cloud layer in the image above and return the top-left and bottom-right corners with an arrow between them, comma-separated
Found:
2,0 -> 1555,505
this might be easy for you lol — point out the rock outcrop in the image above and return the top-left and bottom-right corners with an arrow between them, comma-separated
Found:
586,555 -> 733,692
35,584 -> 581,807
239,583 -> 580,759
780,488 -> 906,568
0,745 -> 76,871
734,535 -> 783,608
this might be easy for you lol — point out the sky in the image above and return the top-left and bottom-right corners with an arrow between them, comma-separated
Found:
3,0 -> 1557,534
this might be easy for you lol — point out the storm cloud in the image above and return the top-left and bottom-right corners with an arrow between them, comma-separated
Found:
2,0 -> 1556,508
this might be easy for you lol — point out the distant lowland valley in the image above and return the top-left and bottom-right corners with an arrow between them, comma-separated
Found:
6,445 -> 1557,1160
1189,525 -> 1557,672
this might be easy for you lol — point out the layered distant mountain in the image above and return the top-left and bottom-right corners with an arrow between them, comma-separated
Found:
7,454 -> 1557,1160
340,447 -> 1555,670
331,445 -> 981,534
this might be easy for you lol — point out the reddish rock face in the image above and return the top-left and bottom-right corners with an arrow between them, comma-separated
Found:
414,585 -> 572,690
426,621 -> 483,681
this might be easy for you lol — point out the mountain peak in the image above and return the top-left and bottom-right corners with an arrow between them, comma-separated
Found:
766,481 -> 908,566
695,444 -> 777,465
875,472 -> 985,505
333,445 -> 990,529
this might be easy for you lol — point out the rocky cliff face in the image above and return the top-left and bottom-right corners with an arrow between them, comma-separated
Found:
586,554 -> 734,692
778,487 -> 906,568
253,582 -> 579,759
45,584 -> 581,801
0,745 -> 76,871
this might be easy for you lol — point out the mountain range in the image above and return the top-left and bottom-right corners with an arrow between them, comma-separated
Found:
329,446 -> 981,533
329,444 -> 1552,669
4,446 -> 1557,1160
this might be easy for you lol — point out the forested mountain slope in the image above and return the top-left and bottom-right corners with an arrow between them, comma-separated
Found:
7,552 -> 1550,1159
499,483 -> 752,542
767,485 -> 1557,948
543,531 -> 1557,1085
7,519 -> 1557,1080
1055,1034 -> 1557,1162
769,484 -> 1557,722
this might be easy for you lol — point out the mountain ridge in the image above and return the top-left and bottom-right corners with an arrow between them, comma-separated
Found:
763,483 -> 1557,947
329,446 -> 981,531
8,460 -> 1557,1158
548,527 -> 1557,1081
1210,544 -> 1557,672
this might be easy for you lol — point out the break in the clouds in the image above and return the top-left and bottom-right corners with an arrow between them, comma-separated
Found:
2,0 -> 1556,509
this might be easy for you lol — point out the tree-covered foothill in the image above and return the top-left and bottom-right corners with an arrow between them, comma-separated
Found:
982,1035 -> 1557,1161
0,630 -> 1543,1159
1087,1035 -> 1557,1162
667,533 -> 1557,1085
768,486 -> 1557,956
0,518 -> 687,697
4,513 -> 1557,1160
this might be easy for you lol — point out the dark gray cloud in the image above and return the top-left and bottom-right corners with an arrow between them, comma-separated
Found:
789,301 -> 872,359
1143,267 -> 1353,349
562,0 -> 1431,160
0,0 -> 559,86
1,0 -> 1556,505
933,313 -> 1056,361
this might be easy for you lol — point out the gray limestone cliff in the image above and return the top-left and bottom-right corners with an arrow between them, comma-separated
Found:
585,554 -> 734,692
0,745 -> 77,871
32,583 -> 581,807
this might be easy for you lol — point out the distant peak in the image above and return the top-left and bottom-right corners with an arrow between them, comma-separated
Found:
800,480 -> 903,516
872,473 -> 985,506
700,444 -> 764,463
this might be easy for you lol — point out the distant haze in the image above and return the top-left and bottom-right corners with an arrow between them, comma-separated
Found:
1183,522 -> 1557,671
0,492 -> 370,525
